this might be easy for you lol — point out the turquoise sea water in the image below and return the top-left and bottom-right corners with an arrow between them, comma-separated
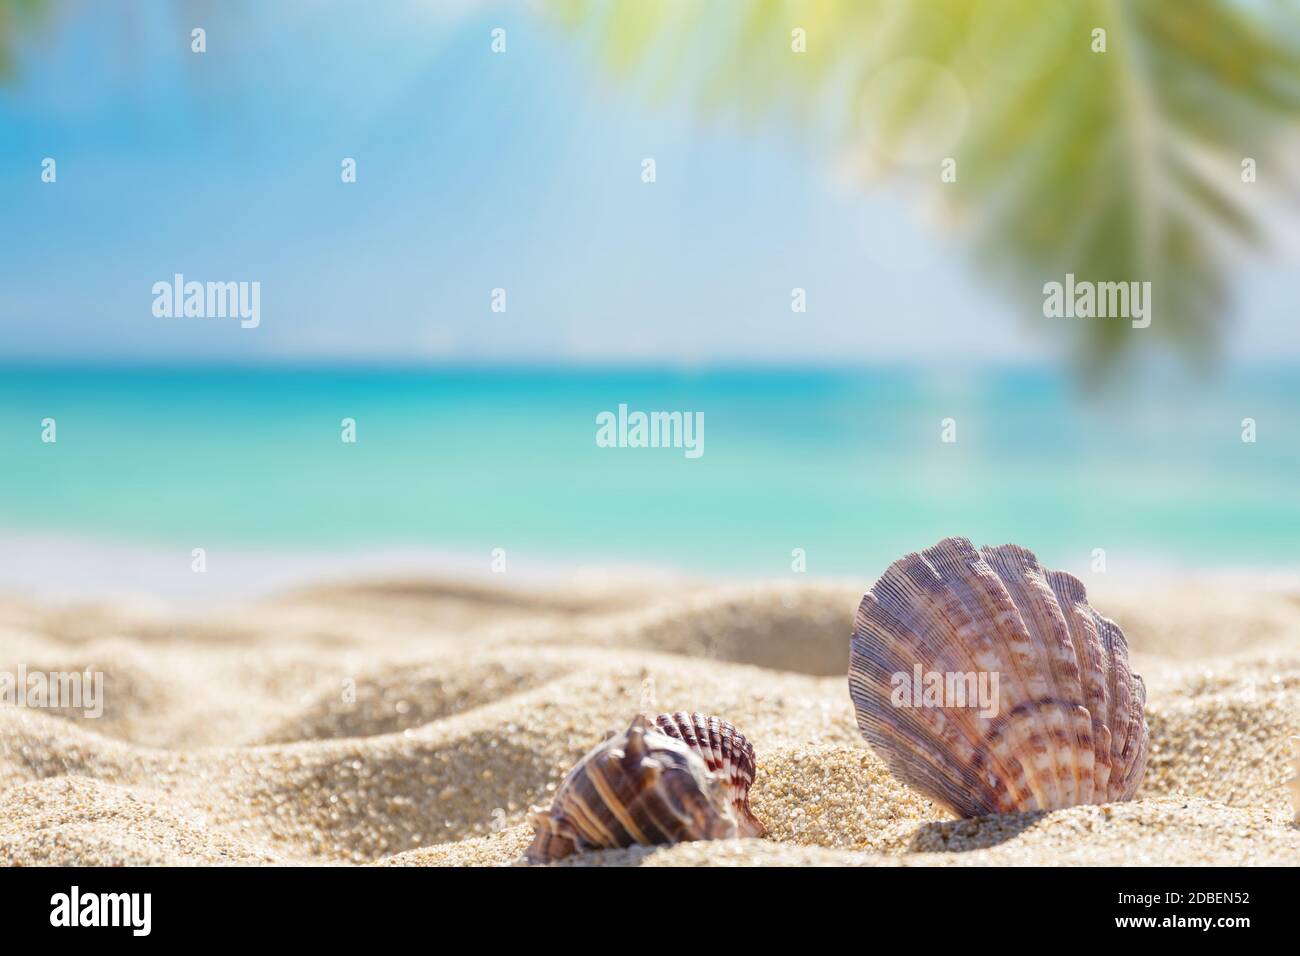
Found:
1,365 -> 1298,578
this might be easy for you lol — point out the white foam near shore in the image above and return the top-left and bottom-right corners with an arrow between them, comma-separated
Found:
0,532 -> 697,609
3,530 -> 1296,608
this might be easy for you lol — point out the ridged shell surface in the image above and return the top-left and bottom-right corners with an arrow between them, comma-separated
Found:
848,537 -> 1148,818
526,714 -> 744,863
650,711 -> 766,837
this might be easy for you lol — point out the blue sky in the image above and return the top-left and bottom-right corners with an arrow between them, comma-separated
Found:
1,0 -> 1296,365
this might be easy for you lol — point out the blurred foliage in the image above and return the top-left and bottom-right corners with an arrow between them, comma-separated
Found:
555,0 -> 1300,376
0,0 -> 48,80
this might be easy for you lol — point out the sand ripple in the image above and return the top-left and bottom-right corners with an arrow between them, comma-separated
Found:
1,579 -> 1297,865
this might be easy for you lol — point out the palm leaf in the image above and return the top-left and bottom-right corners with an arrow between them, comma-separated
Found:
555,0 -> 1300,375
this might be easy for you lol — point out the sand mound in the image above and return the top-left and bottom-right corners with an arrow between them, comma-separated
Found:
1,578 -> 1297,866
0,776 -> 283,866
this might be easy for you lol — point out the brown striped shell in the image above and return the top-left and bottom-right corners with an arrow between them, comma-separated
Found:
848,537 -> 1148,818
650,711 -> 766,837
526,713 -> 762,863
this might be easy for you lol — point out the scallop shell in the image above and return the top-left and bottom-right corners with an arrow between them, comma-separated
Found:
526,713 -> 759,862
848,536 -> 1148,817
650,711 -> 766,837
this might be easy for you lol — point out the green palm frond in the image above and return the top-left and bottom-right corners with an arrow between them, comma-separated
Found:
556,0 -> 1300,375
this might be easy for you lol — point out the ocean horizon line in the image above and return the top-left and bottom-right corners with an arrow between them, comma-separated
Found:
4,355 -> 1300,371
1,357 -> 1062,372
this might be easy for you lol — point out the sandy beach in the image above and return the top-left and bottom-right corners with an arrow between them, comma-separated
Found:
0,572 -> 1296,866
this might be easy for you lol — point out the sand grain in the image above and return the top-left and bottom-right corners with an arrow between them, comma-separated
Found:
1,577 -> 1296,866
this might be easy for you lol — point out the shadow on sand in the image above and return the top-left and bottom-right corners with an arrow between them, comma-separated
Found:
906,809 -> 1049,853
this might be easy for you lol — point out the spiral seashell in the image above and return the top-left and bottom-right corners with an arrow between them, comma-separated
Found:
526,713 -> 761,862
848,537 -> 1148,818
650,711 -> 766,837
